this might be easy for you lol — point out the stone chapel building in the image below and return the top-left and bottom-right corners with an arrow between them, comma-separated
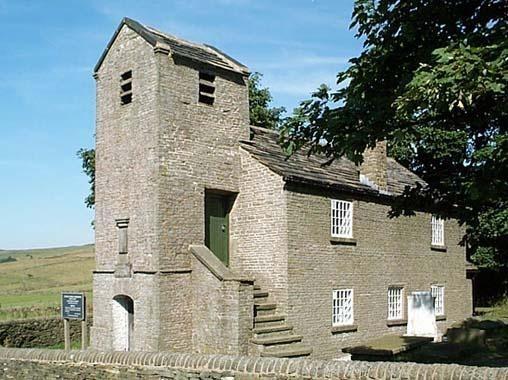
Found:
91,17 -> 473,359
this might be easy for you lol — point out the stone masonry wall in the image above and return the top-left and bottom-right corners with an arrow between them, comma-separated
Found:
191,256 -> 230,354
285,184 -> 472,359
156,53 -> 250,271
360,142 -> 388,189
93,21 -> 251,353
91,273 -> 160,351
153,46 -> 250,351
93,24 -> 162,351
190,252 -> 253,355
231,149 -> 289,312
158,272 -> 193,352
1,349 -> 506,380
95,24 -> 159,272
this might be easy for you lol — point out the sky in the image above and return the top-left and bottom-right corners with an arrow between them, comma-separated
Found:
0,0 -> 362,249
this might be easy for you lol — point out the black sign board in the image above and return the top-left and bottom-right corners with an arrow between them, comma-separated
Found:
61,292 -> 86,320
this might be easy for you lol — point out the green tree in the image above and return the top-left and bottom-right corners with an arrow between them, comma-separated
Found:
77,148 -> 95,209
249,72 -> 285,130
281,0 -> 507,267
78,72 -> 283,208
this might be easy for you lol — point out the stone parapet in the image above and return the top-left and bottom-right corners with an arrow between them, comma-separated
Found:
0,348 -> 507,379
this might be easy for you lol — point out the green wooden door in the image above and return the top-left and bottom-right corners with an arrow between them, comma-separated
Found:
205,194 -> 229,265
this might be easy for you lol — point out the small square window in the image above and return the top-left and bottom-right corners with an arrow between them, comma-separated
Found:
332,289 -> 354,326
387,287 -> 404,320
120,70 -> 132,105
331,200 -> 353,238
431,285 -> 445,316
431,216 -> 444,246
198,71 -> 215,105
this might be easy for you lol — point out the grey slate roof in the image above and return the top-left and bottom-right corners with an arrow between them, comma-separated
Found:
94,17 -> 249,75
241,126 -> 425,197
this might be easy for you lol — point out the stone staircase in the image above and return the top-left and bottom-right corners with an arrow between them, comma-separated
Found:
251,285 -> 312,358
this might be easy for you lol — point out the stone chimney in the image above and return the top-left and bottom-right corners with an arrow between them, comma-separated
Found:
360,141 -> 387,190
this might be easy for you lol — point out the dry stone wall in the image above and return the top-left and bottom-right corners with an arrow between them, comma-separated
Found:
0,318 -> 91,348
0,348 -> 507,380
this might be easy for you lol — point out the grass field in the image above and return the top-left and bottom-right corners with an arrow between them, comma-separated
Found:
0,244 -> 94,320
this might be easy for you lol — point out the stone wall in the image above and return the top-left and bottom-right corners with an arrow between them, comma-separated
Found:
0,348 -> 506,379
190,245 -> 254,355
95,24 -> 160,273
93,20 -> 251,353
93,23 -> 162,351
0,318 -> 91,348
285,184 -> 472,358
156,51 -> 250,271
231,149 -> 289,313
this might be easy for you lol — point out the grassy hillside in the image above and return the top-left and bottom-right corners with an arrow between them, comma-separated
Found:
0,244 -> 94,320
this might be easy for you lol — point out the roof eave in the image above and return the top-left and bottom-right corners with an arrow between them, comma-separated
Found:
283,175 -> 390,199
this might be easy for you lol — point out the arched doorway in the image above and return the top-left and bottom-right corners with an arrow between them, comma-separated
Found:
112,295 -> 134,351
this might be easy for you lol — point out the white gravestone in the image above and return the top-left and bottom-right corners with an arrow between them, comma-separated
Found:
406,291 -> 438,339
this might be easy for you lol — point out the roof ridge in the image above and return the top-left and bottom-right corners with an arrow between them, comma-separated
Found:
144,25 -> 207,51
94,17 -> 249,74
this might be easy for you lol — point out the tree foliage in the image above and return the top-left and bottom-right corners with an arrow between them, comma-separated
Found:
249,72 -> 285,130
78,71 -> 282,209
281,0 -> 507,267
77,148 -> 95,209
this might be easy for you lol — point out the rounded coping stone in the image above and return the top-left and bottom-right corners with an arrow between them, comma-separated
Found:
265,358 -> 276,374
160,352 -> 171,367
328,360 -> 343,378
183,353 -> 195,369
245,357 -> 257,373
236,356 -> 249,372
398,362 -> 416,379
1,349 -> 508,379
175,352 -> 189,368
253,357 -> 264,373
311,360 -> 326,378
168,352 -> 180,367
152,352 -> 166,366
272,357 -> 284,374
196,354 -> 209,369
386,362 -> 401,379
212,354 -> 223,370
286,358 -> 301,375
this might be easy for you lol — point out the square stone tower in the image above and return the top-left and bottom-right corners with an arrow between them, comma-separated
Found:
91,18 -> 250,351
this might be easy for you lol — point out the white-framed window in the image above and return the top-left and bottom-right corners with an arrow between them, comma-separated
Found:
431,285 -> 445,316
331,200 -> 353,238
387,286 -> 404,320
431,216 -> 444,246
332,289 -> 354,326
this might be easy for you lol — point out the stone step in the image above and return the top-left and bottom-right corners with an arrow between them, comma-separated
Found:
253,291 -> 269,299
254,303 -> 277,316
254,285 -> 261,291
253,324 -> 293,335
260,346 -> 313,358
252,334 -> 303,346
254,314 -> 286,324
